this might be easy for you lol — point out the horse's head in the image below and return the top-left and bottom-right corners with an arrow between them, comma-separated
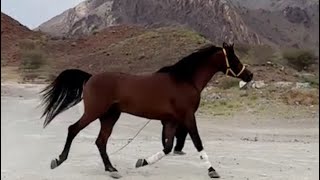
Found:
221,42 -> 253,82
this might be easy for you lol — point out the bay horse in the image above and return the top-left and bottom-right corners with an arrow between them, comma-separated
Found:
40,42 -> 253,179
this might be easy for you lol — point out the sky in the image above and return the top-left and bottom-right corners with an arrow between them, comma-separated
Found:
1,0 -> 84,29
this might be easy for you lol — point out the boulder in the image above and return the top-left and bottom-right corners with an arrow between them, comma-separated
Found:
252,81 -> 266,89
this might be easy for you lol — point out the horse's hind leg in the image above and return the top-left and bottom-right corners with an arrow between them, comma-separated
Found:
50,114 -> 95,169
96,105 -> 121,178
136,121 -> 177,168
161,122 -> 187,155
184,115 -> 220,178
173,125 -> 188,155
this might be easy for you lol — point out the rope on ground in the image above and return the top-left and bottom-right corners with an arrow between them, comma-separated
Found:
110,120 -> 152,155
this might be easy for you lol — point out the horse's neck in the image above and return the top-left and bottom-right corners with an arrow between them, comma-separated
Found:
192,59 -> 220,92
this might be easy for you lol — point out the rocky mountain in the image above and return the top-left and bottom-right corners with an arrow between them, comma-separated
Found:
36,0 -> 261,45
1,13 -> 33,42
230,0 -> 318,11
36,0 -> 319,52
2,12 -> 318,85
230,0 -> 319,52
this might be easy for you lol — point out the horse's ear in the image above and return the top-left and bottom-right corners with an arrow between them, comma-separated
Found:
223,42 -> 228,48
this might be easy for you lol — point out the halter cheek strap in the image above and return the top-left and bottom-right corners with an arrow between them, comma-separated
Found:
222,48 -> 246,77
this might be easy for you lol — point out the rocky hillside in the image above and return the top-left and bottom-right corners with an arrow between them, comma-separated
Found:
2,12 -> 318,91
36,0 -> 319,52
36,0 -> 261,45
230,0 -> 318,10
231,0 -> 319,53
1,13 -> 40,65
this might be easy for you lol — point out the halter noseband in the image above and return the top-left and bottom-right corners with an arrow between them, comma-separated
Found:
222,48 -> 246,77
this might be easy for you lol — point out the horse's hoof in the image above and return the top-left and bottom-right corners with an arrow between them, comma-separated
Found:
173,151 -> 186,155
135,159 -> 148,168
110,172 -> 122,179
208,170 -> 220,178
50,159 -> 59,169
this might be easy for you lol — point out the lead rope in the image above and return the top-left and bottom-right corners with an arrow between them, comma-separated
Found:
110,119 -> 151,155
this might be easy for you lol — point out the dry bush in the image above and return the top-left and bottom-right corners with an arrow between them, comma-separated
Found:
283,89 -> 319,105
218,77 -> 239,89
20,49 -> 46,70
248,45 -> 275,65
234,44 -> 275,65
18,39 -> 37,50
282,48 -> 317,71
18,39 -> 49,82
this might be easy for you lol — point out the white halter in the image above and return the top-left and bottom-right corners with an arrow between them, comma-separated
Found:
222,48 -> 246,77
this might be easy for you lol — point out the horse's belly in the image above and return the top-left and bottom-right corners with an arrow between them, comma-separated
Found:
119,99 -> 173,120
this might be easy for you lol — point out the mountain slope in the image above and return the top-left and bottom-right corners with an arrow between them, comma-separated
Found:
36,0 -> 319,52
36,0 -> 261,45
1,12 -> 38,65
231,0 -> 319,52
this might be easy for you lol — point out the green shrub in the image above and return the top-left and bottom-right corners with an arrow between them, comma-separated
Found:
20,49 -> 46,70
282,49 -> 317,71
18,38 -> 49,82
18,39 -> 37,51
218,77 -> 239,89
300,75 -> 319,87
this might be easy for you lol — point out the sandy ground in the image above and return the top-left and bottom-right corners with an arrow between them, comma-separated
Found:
1,83 -> 319,180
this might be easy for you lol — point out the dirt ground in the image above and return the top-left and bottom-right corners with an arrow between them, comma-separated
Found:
1,83 -> 319,180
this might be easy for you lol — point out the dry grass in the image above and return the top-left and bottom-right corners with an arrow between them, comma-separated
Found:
283,89 -> 319,106
1,66 -> 22,82
90,27 -> 212,73
198,84 -> 319,117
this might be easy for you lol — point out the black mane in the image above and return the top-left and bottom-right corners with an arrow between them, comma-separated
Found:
156,45 -> 221,82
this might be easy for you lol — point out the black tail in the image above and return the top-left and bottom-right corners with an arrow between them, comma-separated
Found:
40,69 -> 92,128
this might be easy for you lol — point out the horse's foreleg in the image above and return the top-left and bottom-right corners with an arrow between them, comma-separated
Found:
50,114 -> 94,169
96,106 -> 121,178
135,121 -> 177,168
185,115 -> 220,179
